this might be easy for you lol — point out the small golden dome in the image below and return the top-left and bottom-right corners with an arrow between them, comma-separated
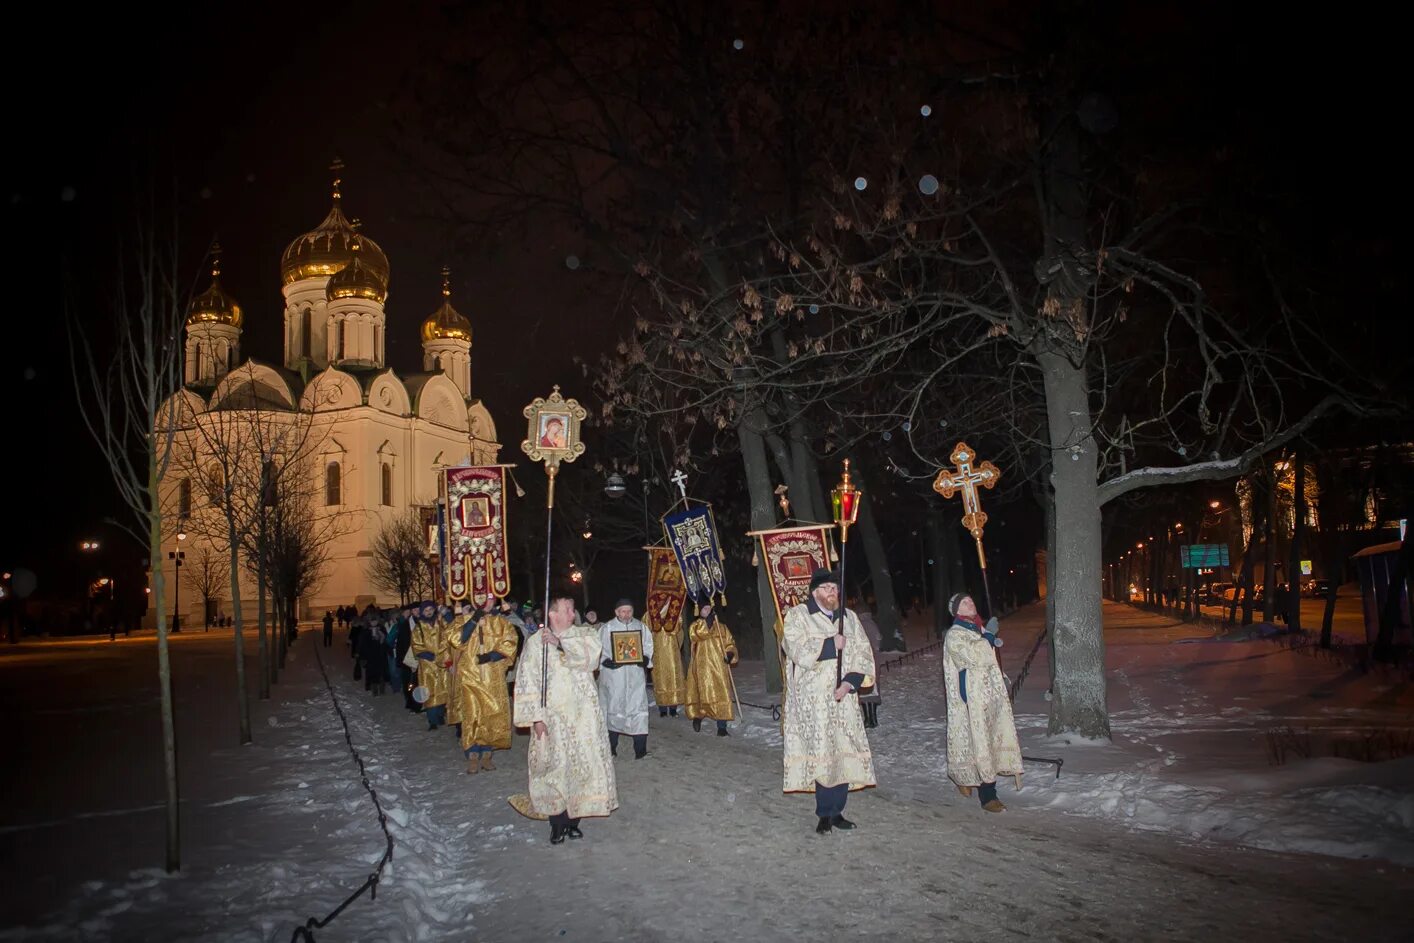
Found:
326,233 -> 388,303
421,267 -> 472,343
186,243 -> 243,328
280,164 -> 390,290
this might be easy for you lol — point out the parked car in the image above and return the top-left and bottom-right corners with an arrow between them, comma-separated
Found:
1203,582 -> 1233,605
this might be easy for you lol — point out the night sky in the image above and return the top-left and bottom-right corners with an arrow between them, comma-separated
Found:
1,1 -> 1401,603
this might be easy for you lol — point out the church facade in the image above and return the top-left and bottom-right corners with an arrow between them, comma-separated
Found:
149,173 -> 500,626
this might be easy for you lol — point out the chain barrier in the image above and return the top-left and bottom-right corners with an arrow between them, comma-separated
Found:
289,637 -> 396,942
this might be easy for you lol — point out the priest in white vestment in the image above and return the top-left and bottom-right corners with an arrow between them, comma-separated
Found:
513,596 -> 619,843
782,569 -> 876,834
598,599 -> 655,759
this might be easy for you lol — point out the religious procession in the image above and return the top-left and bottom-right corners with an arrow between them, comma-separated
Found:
336,389 -> 1023,845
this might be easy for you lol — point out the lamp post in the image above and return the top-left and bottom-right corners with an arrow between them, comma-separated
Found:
169,526 -> 187,633
830,459 -> 862,686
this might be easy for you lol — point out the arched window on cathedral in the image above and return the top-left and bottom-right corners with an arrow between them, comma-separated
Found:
178,478 -> 192,518
374,325 -> 381,363
325,462 -> 342,506
336,321 -> 346,361
227,345 -> 236,370
194,343 -> 203,376
380,463 -> 393,507
301,308 -> 312,360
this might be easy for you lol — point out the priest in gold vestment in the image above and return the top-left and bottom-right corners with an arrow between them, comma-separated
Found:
411,603 -> 451,730
442,604 -> 471,730
781,569 -> 876,834
685,604 -> 738,736
452,598 -> 520,774
651,611 -> 685,719
513,596 -> 619,844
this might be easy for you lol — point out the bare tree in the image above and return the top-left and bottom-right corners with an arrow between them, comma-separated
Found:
370,510 -> 433,606
243,451 -> 352,669
182,544 -> 229,631
66,189 -> 185,872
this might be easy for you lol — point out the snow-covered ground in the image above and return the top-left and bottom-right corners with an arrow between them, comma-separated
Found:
3,604 -> 1412,942
864,602 -> 1414,867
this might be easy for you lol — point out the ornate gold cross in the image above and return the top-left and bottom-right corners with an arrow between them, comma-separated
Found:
932,440 -> 1001,555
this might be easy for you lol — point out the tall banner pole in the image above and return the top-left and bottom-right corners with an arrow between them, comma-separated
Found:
931,442 -> 1002,618
521,386 -> 586,708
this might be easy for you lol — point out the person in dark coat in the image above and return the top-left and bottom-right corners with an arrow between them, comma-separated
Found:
359,621 -> 391,695
323,610 -> 335,647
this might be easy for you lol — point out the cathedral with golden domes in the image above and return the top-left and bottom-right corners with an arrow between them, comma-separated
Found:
150,170 -> 500,625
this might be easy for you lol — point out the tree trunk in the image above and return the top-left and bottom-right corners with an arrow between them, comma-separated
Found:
854,477 -> 905,650
226,516 -> 251,743
738,406 -> 784,693
1320,530 -> 1342,649
1287,448 -> 1306,633
148,458 -> 180,872
1044,477 -> 1058,693
1235,485 -> 1263,626
1039,351 -> 1109,739
1263,459 -> 1279,622
277,593 -> 288,670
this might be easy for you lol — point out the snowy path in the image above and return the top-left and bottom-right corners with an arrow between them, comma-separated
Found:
5,615 -> 1412,941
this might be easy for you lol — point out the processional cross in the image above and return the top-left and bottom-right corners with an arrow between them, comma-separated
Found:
932,441 -> 1002,612
670,469 -> 689,501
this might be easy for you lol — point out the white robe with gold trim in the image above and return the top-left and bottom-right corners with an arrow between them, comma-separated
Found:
512,625 -> 619,819
943,625 -> 1022,787
781,603 -> 876,793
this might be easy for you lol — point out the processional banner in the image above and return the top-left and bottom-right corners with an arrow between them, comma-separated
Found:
644,547 -> 688,635
748,524 -> 835,626
443,465 -> 512,605
662,503 -> 727,604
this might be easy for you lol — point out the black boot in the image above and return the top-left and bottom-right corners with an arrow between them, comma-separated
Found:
659,707 -> 668,717
550,824 -> 566,844
831,815 -> 857,830
693,718 -> 702,732
716,721 -> 729,737
816,817 -> 833,834
566,818 -> 583,840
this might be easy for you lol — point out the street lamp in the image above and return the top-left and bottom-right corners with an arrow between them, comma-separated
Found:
169,525 -> 187,632
604,472 -> 627,498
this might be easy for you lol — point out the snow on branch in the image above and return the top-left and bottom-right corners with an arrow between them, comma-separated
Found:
1095,394 -> 1349,506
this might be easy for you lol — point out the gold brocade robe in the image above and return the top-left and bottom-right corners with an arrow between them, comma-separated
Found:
452,614 -> 519,751
443,615 -> 470,725
684,618 -> 737,720
650,623 -> 686,707
512,625 -> 619,819
943,626 -> 1022,787
781,602 -> 876,793
411,617 -> 451,708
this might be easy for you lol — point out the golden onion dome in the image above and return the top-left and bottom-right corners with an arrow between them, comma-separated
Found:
326,233 -> 388,303
421,267 -> 473,343
280,165 -> 390,289
186,243 -> 243,328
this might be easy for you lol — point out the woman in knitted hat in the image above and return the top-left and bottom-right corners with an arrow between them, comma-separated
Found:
943,593 -> 1022,812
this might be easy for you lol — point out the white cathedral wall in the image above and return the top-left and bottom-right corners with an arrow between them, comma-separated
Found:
148,405 -> 478,627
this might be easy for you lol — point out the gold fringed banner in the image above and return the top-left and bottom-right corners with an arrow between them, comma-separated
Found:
444,465 -> 513,605
644,546 -> 688,634
747,524 -> 834,627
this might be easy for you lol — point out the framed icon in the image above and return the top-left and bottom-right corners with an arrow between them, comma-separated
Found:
521,386 -> 587,471
460,493 -> 492,530
610,630 -> 643,665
